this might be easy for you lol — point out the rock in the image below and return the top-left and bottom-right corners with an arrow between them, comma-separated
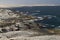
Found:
0,31 -> 39,38
0,37 -> 9,40
10,35 -> 60,40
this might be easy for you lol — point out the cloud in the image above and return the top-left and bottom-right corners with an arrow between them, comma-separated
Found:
0,4 -> 59,8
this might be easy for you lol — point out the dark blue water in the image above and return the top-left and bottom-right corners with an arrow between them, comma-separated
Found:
9,6 -> 60,28
9,6 -> 60,17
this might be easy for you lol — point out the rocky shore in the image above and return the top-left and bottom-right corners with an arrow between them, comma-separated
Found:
0,9 -> 60,40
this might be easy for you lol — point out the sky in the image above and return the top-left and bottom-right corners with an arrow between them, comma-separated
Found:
0,0 -> 60,7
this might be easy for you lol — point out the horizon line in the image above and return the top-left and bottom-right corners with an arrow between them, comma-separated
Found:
0,4 -> 60,8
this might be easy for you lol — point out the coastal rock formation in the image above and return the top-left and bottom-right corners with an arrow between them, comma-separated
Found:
0,9 -> 60,40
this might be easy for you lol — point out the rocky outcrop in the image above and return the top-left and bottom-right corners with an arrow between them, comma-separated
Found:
0,9 -> 60,40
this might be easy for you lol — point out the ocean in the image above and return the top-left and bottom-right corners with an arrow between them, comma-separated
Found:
9,6 -> 60,28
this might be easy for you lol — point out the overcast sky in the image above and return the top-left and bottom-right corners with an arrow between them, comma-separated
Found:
0,0 -> 60,7
0,0 -> 60,4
